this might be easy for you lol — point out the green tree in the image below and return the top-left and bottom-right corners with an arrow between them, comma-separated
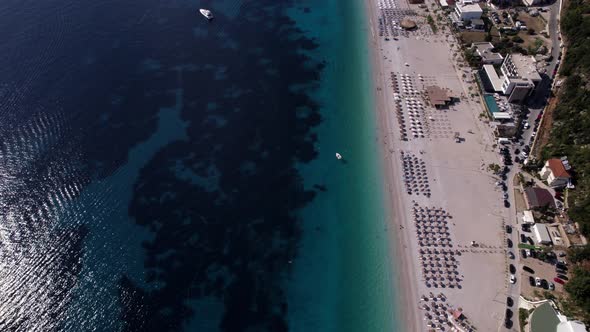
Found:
565,267 -> 590,316
569,246 -> 590,264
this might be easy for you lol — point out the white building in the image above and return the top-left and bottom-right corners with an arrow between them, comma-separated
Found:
532,223 -> 552,245
523,0 -> 542,6
557,321 -> 588,332
472,42 -> 504,64
500,54 -> 542,103
454,3 -> 483,20
539,158 -> 572,188
523,210 -> 535,224
480,54 -> 542,103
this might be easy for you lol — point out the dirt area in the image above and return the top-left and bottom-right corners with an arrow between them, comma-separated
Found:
518,13 -> 547,34
520,255 -> 567,300
521,33 -> 547,51
513,172 -> 520,186
460,30 -> 502,45
460,31 -> 488,44
517,13 -> 550,50
520,32 -> 548,52
531,94 -> 558,159
514,187 -> 527,213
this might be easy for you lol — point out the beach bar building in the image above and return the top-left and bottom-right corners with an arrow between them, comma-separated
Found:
425,86 -> 457,108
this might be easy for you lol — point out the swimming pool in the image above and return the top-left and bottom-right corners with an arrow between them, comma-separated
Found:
484,95 -> 501,114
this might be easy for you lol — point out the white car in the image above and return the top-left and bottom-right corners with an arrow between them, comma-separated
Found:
535,277 -> 541,287
510,275 -> 516,284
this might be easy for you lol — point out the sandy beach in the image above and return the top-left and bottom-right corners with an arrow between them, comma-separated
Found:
364,0 -> 513,330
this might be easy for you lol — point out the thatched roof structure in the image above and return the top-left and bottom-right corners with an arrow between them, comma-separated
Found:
400,19 -> 417,30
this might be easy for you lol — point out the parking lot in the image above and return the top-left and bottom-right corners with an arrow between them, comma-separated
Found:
519,248 -> 567,299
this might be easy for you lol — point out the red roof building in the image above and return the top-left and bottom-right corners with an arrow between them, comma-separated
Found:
539,159 -> 571,188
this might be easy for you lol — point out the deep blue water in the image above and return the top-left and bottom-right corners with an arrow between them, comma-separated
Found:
0,0 -> 398,331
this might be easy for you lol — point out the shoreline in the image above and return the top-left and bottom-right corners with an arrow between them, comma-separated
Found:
362,0 -> 422,330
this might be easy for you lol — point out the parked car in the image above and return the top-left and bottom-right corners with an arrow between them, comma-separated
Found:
535,277 -> 541,287
506,308 -> 513,318
507,238 -> 513,248
520,234 -> 527,243
504,200 -> 510,208
510,275 -> 516,284
508,251 -> 515,259
506,225 -> 512,233
510,264 -> 516,274
507,297 -> 514,307
521,249 -> 527,258
554,277 -> 565,285
557,274 -> 568,281
523,266 -> 534,273
549,282 -> 555,290
529,276 -> 535,286
541,279 -> 549,289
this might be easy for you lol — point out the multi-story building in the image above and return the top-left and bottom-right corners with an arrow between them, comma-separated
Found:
454,1 -> 483,20
499,54 -> 541,103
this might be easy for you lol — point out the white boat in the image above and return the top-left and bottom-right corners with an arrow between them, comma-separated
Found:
335,153 -> 342,160
199,8 -> 213,20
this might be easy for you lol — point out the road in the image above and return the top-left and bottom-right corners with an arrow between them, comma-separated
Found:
528,0 -> 562,109
498,3 -> 565,321
486,2 -> 563,330
496,152 -> 522,332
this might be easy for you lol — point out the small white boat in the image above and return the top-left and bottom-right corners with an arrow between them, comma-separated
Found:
199,8 -> 213,20
335,153 -> 342,160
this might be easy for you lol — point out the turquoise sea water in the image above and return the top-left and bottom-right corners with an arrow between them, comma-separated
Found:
287,1 -> 400,331
0,0 -> 401,329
